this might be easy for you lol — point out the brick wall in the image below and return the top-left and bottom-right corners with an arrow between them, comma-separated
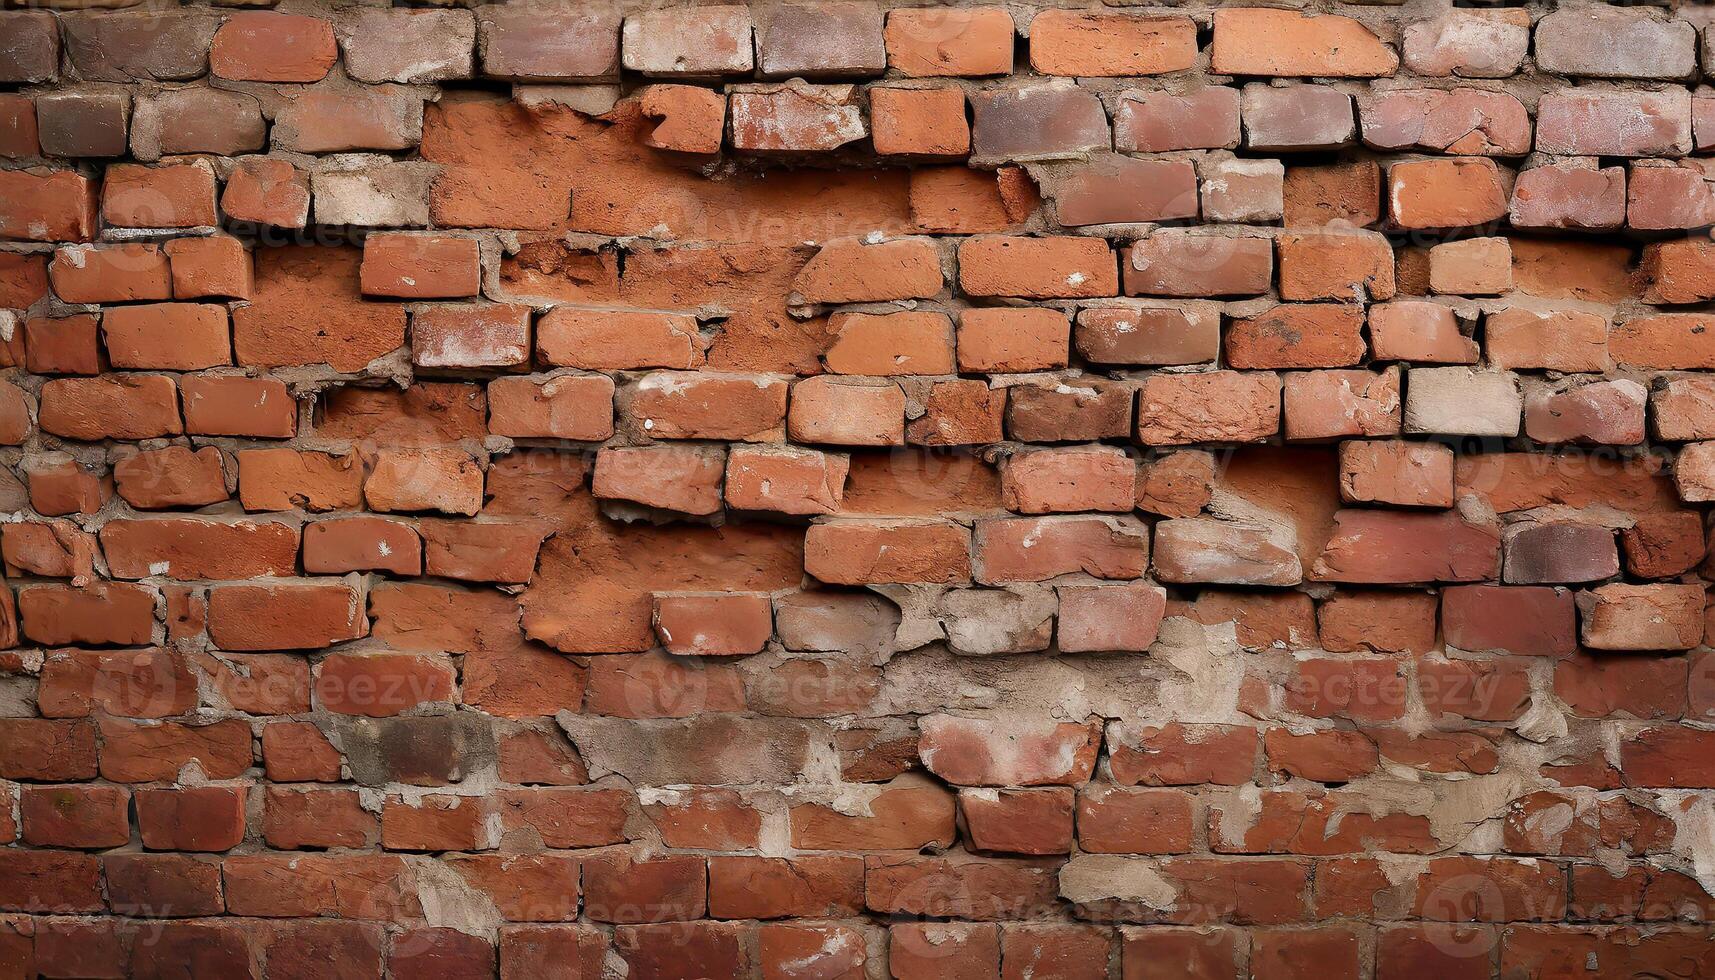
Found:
2,0 -> 1715,976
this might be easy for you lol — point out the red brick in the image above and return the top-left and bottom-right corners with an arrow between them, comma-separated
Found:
958,236 -> 1117,299
1053,157 -> 1199,226
498,925 -> 605,979
361,234 -> 481,299
49,243 -> 171,303
382,794 -> 495,851
480,7 -> 618,82
538,309 -> 704,370
135,786 -> 246,852
106,853 -> 224,918
212,12 -> 338,82
919,714 -> 1099,787
365,448 -> 485,516
885,7 -> 1013,77
0,718 -> 98,781
25,315 -> 99,376
391,928 -> 494,979
1125,233 -> 1273,297
618,371 -> 788,442
709,854 -> 863,918
622,7 -> 753,77
1578,583 -> 1704,651
1121,926 -> 1241,980
1509,162 -> 1626,231
788,376 -> 905,446
0,850 -> 104,913
1640,240 -> 1715,304
164,234 -> 252,300
223,852 -> 418,918
652,592 -> 772,656
791,777 -> 955,850
222,157 -> 311,228
638,83 -> 725,154
40,375 -> 182,441
759,923 -> 867,980
101,162 -> 218,229
871,86 -> 968,157
1212,8 -> 1398,77
975,515 -> 1148,585
584,851 -> 706,923
21,784 -> 129,849
317,653 -> 457,717
99,717 -> 251,783
181,375 -> 298,438
1031,10 -> 1196,76
102,303 -> 231,370
262,722 -> 343,783
232,245 -> 407,373
1387,158 -> 1509,229
21,583 -> 154,647
730,83 -> 866,153
1536,88 -> 1692,157
1242,85 -> 1356,152
23,456 -> 106,516
957,787 -> 1074,855
0,170 -> 97,242
207,581 -> 368,652
805,519 -> 970,585
1137,371 -> 1281,445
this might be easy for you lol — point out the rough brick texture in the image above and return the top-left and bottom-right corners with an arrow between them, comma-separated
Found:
3,1 -> 1715,977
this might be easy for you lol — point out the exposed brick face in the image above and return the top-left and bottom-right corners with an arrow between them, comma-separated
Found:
3,1 -> 1714,974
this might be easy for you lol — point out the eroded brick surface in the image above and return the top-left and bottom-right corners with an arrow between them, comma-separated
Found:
2,1 -> 1715,976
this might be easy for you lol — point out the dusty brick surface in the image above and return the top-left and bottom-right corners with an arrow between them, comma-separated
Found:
3,1 -> 1715,975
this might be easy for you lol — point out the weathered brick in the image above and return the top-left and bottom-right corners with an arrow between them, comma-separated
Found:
1403,367 -> 1522,437
36,89 -> 129,158
730,82 -> 866,153
1509,162 -> 1626,231
1339,439 -> 1454,508
959,235 -> 1116,298
1402,9 -> 1528,78
1227,303 -> 1366,369
759,2 -> 885,78
1242,85 -> 1356,152
1312,508 -> 1501,583
0,11 -> 60,84
480,7 -> 618,82
623,6 -> 754,77
1055,156 -> 1198,226
1536,88 -> 1692,158
1124,233 -> 1272,297
1535,7 -> 1696,80
1114,88 -> 1240,153
1628,162 -> 1715,230
974,515 -> 1148,585
1360,88 -> 1530,156
1154,518 -> 1301,586
1137,371 -> 1281,445
805,519 -> 970,585
970,83 -> 1111,163
341,8 -> 474,84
